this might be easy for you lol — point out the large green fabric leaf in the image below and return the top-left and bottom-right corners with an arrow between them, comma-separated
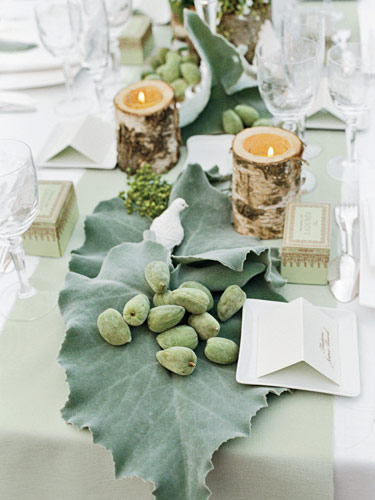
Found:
171,165 -> 285,287
59,165 -> 287,500
60,239 -> 285,500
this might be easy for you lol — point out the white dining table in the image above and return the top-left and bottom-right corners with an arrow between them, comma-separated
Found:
0,1 -> 374,499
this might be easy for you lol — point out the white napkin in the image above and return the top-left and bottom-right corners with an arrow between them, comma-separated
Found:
0,91 -> 36,112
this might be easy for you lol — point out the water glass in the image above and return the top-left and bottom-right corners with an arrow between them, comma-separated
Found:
35,0 -> 90,117
80,0 -> 110,113
257,37 -> 320,124
104,0 -> 132,89
281,8 -> 326,162
0,140 -> 57,321
326,43 -> 375,181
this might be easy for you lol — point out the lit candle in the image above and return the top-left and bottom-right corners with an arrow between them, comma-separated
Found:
114,80 -> 181,174
231,127 -> 304,239
243,133 -> 290,158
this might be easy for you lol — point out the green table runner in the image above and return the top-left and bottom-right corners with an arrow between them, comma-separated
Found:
0,130 -> 340,499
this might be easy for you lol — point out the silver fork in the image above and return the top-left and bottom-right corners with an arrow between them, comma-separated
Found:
329,204 -> 359,302
337,204 -> 358,256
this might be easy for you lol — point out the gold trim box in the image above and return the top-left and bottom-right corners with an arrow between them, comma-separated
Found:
119,15 -> 154,65
281,202 -> 331,285
22,180 -> 79,258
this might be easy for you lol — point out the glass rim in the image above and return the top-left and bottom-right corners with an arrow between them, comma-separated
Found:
0,139 -> 34,178
327,42 -> 363,67
256,37 -> 318,65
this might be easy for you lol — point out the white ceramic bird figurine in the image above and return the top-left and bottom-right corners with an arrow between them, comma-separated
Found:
149,198 -> 189,252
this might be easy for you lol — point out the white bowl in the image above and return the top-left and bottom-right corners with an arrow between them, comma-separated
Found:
177,61 -> 211,128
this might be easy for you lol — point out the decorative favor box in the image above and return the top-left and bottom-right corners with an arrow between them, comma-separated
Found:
22,181 -> 79,258
119,15 -> 154,65
281,202 -> 331,285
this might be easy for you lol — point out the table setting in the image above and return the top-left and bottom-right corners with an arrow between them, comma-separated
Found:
0,1 -> 374,500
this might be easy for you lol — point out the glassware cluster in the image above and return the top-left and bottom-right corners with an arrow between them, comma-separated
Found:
34,0 -> 133,116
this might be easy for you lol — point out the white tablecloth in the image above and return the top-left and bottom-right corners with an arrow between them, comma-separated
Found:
0,1 -> 374,499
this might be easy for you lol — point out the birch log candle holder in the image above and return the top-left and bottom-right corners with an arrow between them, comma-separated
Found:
232,127 -> 304,239
114,80 -> 181,174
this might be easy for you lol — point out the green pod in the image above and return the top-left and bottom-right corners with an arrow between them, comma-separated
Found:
141,68 -> 153,79
156,346 -> 197,375
147,305 -> 185,333
157,62 -> 180,83
171,78 -> 189,101
166,50 -> 182,65
145,261 -> 170,293
252,118 -> 273,127
144,73 -> 161,81
234,104 -> 260,126
156,325 -> 198,350
153,290 -> 174,307
188,312 -> 220,340
217,285 -> 246,321
205,337 -> 239,365
157,47 -> 169,65
172,288 -> 209,314
222,110 -> 244,135
97,308 -> 131,346
181,53 -> 199,64
180,62 -> 201,85
123,294 -> 150,326
179,281 -> 214,311
149,54 -> 160,70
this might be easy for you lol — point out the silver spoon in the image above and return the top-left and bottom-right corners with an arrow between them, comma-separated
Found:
328,205 -> 359,303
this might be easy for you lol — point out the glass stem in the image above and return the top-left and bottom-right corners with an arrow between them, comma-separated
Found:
282,119 -> 297,133
61,57 -> 74,102
93,75 -> 104,113
110,37 -> 121,85
297,115 -> 307,143
345,118 -> 358,166
8,236 -> 35,299
194,0 -> 218,34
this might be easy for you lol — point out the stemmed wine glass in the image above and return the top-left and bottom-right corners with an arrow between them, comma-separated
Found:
104,0 -> 132,92
79,0 -> 110,114
34,0 -> 90,117
256,37 -> 320,192
326,42 -> 375,182
0,140 -> 57,321
281,7 -> 326,160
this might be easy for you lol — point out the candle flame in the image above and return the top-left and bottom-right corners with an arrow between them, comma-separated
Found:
138,91 -> 145,104
267,146 -> 274,157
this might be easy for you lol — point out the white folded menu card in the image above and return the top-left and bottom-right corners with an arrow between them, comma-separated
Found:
37,114 -> 117,170
236,298 -> 360,397
257,298 -> 341,384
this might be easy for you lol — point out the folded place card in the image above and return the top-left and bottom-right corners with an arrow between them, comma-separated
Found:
257,297 -> 341,384
37,114 -> 117,169
306,77 -> 369,131
236,299 -> 360,397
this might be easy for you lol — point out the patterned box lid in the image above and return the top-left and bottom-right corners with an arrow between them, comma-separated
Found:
282,202 -> 331,250
33,181 -> 74,227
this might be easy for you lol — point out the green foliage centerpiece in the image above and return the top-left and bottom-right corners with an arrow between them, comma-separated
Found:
59,165 -> 286,500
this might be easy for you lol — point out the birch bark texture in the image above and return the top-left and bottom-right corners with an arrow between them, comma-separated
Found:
232,127 -> 304,239
114,80 -> 181,174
